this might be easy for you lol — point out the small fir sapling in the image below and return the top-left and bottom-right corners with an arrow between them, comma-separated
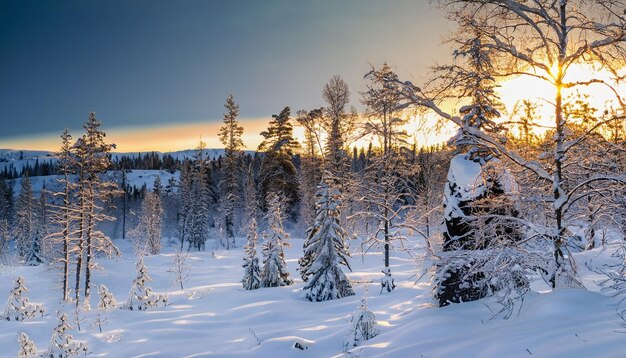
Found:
242,217 -> 261,290
44,312 -> 88,357
124,259 -> 167,310
17,332 -> 37,358
1,276 -> 45,321
345,296 -> 379,348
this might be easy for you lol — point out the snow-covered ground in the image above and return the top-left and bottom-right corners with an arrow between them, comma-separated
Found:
2,237 -> 626,357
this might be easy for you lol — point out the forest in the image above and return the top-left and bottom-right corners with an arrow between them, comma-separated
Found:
1,0 -> 626,357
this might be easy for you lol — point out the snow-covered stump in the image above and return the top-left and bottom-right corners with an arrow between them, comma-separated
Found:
44,312 -> 88,357
123,259 -> 167,311
300,182 -> 354,301
345,296 -> 379,348
1,276 -> 45,321
17,332 -> 37,358
380,268 -> 395,294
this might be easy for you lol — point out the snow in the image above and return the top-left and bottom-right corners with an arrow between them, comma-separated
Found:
1,237 -> 626,357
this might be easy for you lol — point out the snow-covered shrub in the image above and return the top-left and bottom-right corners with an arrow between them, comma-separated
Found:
123,259 -> 167,311
345,297 -> 379,348
1,276 -> 45,321
97,285 -> 116,310
17,332 -> 37,358
242,217 -> 261,290
380,268 -> 396,294
300,181 -> 354,301
44,312 -> 88,357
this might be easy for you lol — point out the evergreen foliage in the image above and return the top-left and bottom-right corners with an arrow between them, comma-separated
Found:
260,193 -> 293,287
300,181 -> 354,301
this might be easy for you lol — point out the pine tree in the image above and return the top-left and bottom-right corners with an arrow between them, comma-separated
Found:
260,193 -> 293,287
300,181 -> 354,301
218,94 -> 244,249
1,276 -> 45,321
73,112 -> 119,306
242,217 -> 261,290
258,107 -> 300,221
44,312 -> 88,357
17,332 -> 37,358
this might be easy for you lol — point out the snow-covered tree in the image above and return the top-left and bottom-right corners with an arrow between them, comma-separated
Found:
73,112 -> 120,306
1,276 -> 45,321
97,284 -> 116,310
124,259 -> 167,310
17,332 -> 37,358
47,129 -> 79,301
260,193 -> 293,287
169,250 -> 190,291
95,284 -> 116,333
300,181 -> 354,301
44,312 -> 88,357
345,296 -> 379,348
15,175 -> 43,265
242,217 -> 261,290
131,189 -> 164,255
218,94 -> 244,249
187,143 -> 211,251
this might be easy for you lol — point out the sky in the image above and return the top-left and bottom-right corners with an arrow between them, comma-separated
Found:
0,0 -> 452,152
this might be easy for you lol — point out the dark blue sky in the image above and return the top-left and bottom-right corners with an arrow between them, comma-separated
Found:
0,0 -> 450,147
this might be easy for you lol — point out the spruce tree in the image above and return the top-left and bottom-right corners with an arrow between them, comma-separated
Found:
300,181 -> 354,301
15,175 -> 43,265
260,193 -> 293,287
242,217 -> 261,290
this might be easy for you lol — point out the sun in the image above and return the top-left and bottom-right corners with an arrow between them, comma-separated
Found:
497,63 -> 625,137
